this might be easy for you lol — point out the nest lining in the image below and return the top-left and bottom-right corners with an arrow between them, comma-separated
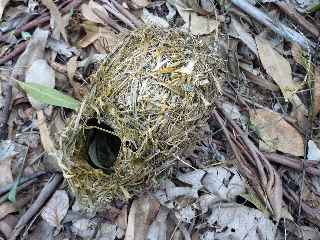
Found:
61,27 -> 225,208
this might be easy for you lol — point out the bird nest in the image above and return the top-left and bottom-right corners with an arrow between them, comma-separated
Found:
60,27 -> 225,208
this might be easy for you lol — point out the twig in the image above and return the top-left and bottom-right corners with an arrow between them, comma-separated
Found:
265,153 -> 320,176
213,104 -> 283,219
0,41 -> 28,65
0,0 -> 83,65
0,179 -> 38,204
275,1 -> 319,39
0,171 -> 47,196
109,0 -> 144,27
9,174 -> 63,240
230,0 -> 315,51
0,80 -> 13,139
102,0 -> 136,29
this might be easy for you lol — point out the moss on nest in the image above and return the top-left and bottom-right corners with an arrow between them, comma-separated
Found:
60,27 -> 225,208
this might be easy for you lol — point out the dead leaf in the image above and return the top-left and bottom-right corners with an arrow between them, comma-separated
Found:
96,222 -> 125,240
202,167 -> 245,200
25,59 -> 55,110
176,6 -> 219,35
0,0 -> 9,20
81,3 -> 104,24
313,66 -> 320,116
41,190 -> 69,228
256,36 -> 307,115
250,109 -> 304,156
229,18 -> 257,56
0,215 -> 17,239
11,28 -> 49,81
256,37 -> 298,98
37,110 -> 56,154
72,218 -> 98,238
0,203 -> 16,220
207,203 -> 276,240
124,194 -> 160,240
40,0 -> 68,42
147,207 -> 168,240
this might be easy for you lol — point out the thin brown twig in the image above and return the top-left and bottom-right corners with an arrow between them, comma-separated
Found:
108,0 -> 144,27
0,171 -> 47,196
0,179 -> 38,204
265,153 -> 320,176
0,0 -> 83,65
9,174 -> 63,240
275,1 -> 319,39
102,0 -> 136,29
213,103 -> 283,219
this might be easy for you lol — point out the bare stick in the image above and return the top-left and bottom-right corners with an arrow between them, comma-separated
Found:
9,174 -> 63,240
275,1 -> 319,39
230,0 -> 315,51
109,0 -> 144,27
0,171 -> 47,196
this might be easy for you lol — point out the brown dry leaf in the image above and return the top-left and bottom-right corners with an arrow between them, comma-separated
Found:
124,194 -> 160,240
40,0 -> 68,42
256,36 -> 298,100
229,18 -> 257,56
313,66 -> 320,116
0,0 -> 9,20
79,22 -> 118,50
37,110 -> 56,154
176,5 -> 219,35
41,190 -> 69,227
0,203 -> 16,220
250,109 -> 304,156
81,3 -> 105,24
256,36 -> 307,115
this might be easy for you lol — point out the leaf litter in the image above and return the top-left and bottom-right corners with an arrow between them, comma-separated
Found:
0,0 -> 320,239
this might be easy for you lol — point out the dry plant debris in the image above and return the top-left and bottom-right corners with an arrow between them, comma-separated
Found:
0,0 -> 319,239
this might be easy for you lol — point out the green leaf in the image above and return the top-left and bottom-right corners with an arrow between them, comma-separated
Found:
8,181 -> 18,203
17,81 -> 80,110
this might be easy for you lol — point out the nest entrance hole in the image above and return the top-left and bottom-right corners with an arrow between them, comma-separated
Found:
85,118 -> 121,170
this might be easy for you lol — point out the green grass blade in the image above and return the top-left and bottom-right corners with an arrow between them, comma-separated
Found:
17,81 -> 80,110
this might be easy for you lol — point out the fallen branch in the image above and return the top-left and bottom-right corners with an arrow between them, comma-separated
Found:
275,1 -> 319,39
230,0 -> 315,51
9,174 -> 63,240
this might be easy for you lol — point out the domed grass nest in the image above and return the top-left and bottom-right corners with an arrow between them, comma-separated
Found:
60,27 -> 225,208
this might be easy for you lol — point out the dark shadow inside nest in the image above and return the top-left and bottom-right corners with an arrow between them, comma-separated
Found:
85,118 -> 122,173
